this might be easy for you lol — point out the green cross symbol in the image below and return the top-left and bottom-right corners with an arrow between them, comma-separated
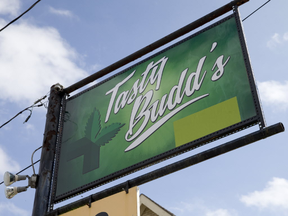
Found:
65,108 -> 125,174
66,137 -> 101,174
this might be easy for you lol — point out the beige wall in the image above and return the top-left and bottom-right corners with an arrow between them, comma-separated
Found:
61,187 -> 139,216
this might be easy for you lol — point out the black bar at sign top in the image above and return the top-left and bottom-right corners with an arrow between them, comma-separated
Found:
46,122 -> 285,216
64,0 -> 249,94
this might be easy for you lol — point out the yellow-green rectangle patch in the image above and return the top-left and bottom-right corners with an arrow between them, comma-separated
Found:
174,97 -> 241,147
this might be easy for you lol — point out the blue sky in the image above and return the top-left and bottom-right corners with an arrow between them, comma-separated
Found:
0,0 -> 287,215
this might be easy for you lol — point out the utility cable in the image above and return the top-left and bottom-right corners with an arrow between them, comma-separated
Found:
0,0 -> 42,32
0,159 -> 40,185
242,0 -> 271,22
0,93 -> 48,184
31,146 -> 42,175
0,93 -> 49,129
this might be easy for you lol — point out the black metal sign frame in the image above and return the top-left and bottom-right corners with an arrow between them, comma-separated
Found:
50,4 -> 265,204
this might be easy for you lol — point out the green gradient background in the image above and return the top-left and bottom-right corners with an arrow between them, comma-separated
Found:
56,15 -> 257,197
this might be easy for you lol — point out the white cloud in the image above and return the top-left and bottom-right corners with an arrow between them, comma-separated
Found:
0,0 -> 20,16
0,19 -> 88,105
0,202 -> 29,216
206,209 -> 236,216
267,32 -> 288,49
171,201 -> 237,216
283,32 -> 288,41
49,7 -> 75,18
25,123 -> 36,131
240,177 -> 288,210
258,80 -> 288,111
0,146 -> 20,176
90,63 -> 102,72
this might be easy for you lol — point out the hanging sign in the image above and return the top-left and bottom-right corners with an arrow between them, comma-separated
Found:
53,12 -> 264,202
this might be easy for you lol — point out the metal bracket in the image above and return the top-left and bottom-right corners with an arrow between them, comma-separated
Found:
88,195 -> 92,208
53,83 -> 64,92
124,181 -> 130,194
29,174 -> 38,189
49,203 -> 54,212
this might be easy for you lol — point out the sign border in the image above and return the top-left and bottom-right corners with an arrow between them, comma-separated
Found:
52,10 -> 265,203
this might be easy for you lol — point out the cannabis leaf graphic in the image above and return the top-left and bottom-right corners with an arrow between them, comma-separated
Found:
95,123 -> 125,147
66,108 -> 125,174
85,108 -> 101,141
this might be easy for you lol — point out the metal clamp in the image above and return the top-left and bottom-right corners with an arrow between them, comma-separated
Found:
88,195 -> 92,208
124,181 -> 130,194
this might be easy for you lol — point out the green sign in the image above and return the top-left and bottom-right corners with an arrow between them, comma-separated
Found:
54,14 -> 263,201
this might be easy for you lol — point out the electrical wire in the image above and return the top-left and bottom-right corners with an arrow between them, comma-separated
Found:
0,0 -> 42,32
0,0 -> 272,188
0,159 -> 40,185
0,93 -> 49,129
0,93 -> 49,185
242,0 -> 271,22
31,146 -> 42,175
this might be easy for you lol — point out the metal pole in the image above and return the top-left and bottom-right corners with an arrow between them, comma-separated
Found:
32,84 -> 64,216
64,0 -> 249,94
46,122 -> 284,216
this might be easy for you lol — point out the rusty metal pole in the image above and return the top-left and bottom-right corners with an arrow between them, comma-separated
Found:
32,84 -> 63,216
